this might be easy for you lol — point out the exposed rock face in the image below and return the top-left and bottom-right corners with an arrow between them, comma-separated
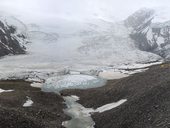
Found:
125,8 -> 155,29
125,9 -> 157,51
0,19 -> 26,57
151,23 -> 170,58
125,8 -> 170,59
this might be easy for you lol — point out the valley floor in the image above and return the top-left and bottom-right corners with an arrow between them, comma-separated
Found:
1,62 -> 170,128
0,80 -> 68,128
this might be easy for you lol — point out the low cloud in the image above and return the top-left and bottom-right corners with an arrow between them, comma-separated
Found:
0,0 -> 170,23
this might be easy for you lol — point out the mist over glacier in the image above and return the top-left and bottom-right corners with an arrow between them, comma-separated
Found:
0,0 -> 169,81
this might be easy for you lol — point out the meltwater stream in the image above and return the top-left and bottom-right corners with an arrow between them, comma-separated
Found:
38,73 -> 128,128
41,74 -> 127,128
41,74 -> 106,128
62,96 -> 95,128
62,95 -> 127,128
41,74 -> 126,128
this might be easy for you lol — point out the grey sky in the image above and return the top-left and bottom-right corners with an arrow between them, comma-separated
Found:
0,0 -> 170,23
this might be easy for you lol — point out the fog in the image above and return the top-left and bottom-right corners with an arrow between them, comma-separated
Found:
0,0 -> 168,76
0,0 -> 170,23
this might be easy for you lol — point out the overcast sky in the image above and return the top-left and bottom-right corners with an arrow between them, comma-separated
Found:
0,0 -> 170,23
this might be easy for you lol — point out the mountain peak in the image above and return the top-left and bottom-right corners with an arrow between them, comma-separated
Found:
125,8 -> 155,29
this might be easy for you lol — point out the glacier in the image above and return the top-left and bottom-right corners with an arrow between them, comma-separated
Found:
42,75 -> 106,93
0,8 -> 169,91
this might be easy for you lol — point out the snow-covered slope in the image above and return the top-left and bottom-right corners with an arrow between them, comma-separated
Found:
78,20 -> 161,65
126,8 -> 170,59
0,16 -> 27,57
0,8 -> 169,89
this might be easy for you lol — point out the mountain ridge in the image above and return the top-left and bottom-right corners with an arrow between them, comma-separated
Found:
0,17 -> 27,57
125,8 -> 170,59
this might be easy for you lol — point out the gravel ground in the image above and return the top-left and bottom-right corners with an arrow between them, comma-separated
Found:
0,80 -> 69,128
62,62 -> 170,128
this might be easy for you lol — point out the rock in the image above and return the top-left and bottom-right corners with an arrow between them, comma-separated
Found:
0,17 -> 27,57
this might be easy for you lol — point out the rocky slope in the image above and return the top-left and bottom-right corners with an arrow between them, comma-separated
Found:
77,18 -> 161,65
77,8 -> 170,65
0,80 -> 68,128
62,62 -> 170,128
0,17 -> 27,57
125,8 -> 170,59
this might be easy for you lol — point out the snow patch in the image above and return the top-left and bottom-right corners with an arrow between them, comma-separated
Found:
98,61 -> 162,80
118,61 -> 162,69
94,99 -> 127,113
70,95 -> 80,101
0,88 -> 14,93
30,82 -> 43,88
23,96 -> 33,107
